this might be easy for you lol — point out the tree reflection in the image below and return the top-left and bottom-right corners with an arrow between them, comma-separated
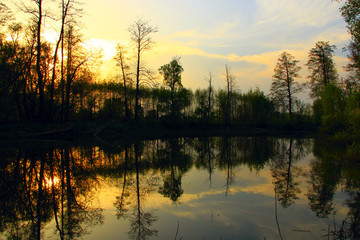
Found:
332,190 -> 360,239
114,146 -> 131,219
60,148 -> 104,239
1,136 -> 359,239
113,142 -> 159,240
129,142 -> 158,239
0,149 -> 54,239
157,138 -> 192,203
193,137 -> 216,188
216,137 -> 234,195
271,138 -> 308,208
307,139 -> 342,218
330,144 -> 360,239
217,137 -> 275,195
0,146 -> 103,240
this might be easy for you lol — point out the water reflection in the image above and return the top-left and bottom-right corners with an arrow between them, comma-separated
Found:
271,138 -> 309,208
0,147 -> 103,240
158,138 -> 191,203
0,136 -> 359,239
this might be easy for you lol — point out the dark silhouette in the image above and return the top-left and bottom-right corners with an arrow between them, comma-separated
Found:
271,52 -> 302,119
271,139 -> 308,208
128,18 -> 158,120
158,139 -> 192,202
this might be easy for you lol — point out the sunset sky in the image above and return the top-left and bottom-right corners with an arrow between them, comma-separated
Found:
12,0 -> 351,98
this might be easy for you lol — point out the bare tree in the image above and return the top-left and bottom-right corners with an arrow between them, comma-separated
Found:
22,0 -> 55,121
224,65 -> 235,124
206,72 -> 214,120
31,0 -> 45,121
63,25 -> 88,121
115,44 -> 131,119
49,0 -> 82,121
128,18 -> 158,120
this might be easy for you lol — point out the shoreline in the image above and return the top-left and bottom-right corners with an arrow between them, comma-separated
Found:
0,120 -> 319,146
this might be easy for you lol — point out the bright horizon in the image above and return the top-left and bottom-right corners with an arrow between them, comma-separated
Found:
8,0 -> 351,101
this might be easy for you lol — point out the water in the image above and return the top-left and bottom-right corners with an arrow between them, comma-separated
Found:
0,137 -> 359,240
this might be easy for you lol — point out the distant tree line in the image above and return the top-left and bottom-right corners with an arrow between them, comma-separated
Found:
0,0 -> 359,135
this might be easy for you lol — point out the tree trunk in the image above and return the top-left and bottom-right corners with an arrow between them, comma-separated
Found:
36,0 -> 44,122
134,43 -> 141,120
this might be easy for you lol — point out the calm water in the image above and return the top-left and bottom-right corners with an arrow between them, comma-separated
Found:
0,137 -> 359,240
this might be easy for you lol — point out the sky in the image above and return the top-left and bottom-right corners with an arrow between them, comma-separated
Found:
10,0 -> 351,99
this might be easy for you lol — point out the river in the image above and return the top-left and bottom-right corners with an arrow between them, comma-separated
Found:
0,136 -> 359,239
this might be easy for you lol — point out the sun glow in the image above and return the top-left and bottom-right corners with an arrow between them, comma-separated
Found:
44,176 -> 61,188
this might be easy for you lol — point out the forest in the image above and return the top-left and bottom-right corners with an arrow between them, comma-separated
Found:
0,0 -> 359,140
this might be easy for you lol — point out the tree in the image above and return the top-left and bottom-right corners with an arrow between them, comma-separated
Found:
205,72 -> 215,120
340,0 -> 360,87
115,44 -> 131,119
62,25 -> 88,121
128,18 -> 158,120
159,57 -> 184,117
194,89 -> 208,120
224,65 -> 235,124
271,52 -> 302,119
306,41 -> 338,98
33,0 -> 45,121
49,0 -> 82,121
319,84 -> 345,131
245,88 -> 274,124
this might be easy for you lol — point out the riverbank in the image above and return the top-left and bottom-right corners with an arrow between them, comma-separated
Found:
0,119 -> 319,145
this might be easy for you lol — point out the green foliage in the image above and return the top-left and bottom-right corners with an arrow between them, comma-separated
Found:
215,89 -> 227,122
215,88 -> 274,125
159,57 -> 185,119
336,108 -> 360,143
341,0 -> 360,75
244,88 -> 274,125
319,84 -> 345,132
159,57 -> 183,91
306,41 -> 338,98
347,109 -> 360,140
312,99 -> 323,123
194,89 -> 210,120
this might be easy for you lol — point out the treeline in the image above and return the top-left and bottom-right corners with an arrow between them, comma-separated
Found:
0,1 -> 359,136
0,16 -> 307,127
0,19 -> 306,126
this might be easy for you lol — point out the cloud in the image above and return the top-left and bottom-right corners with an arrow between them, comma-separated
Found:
167,20 -> 239,43
83,0 -> 350,97
169,29 -> 198,39
255,0 -> 342,27
152,41 -> 242,62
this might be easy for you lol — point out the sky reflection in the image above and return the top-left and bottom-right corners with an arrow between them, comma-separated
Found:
0,137 -> 357,240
